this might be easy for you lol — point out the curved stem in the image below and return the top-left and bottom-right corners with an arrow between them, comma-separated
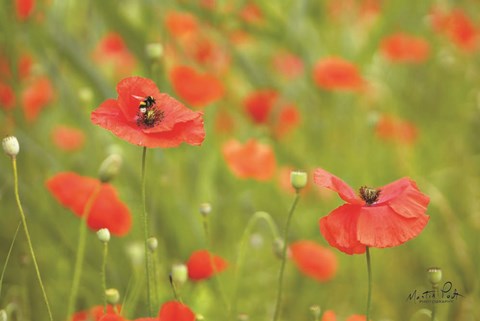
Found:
232,211 -> 280,313
0,221 -> 21,298
141,146 -> 154,316
66,183 -> 102,319
102,242 -> 109,313
272,192 -> 300,321
12,158 -> 54,321
366,246 -> 372,321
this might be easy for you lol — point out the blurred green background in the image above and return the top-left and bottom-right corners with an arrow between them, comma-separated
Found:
1,0 -> 479,320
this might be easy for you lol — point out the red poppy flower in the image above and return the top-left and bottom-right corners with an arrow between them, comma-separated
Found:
289,240 -> 337,282
15,0 -> 35,21
91,305 -> 122,321
243,89 -> 278,124
165,11 -> 199,37
222,139 -> 276,181
314,168 -> 430,255
46,172 -> 132,236
182,35 -> 231,74
91,76 -> 205,148
0,82 -> 15,110
158,301 -> 195,321
321,310 -> 336,321
273,105 -> 301,139
98,316 -> 127,321
92,32 -> 136,79
169,65 -> 224,107
380,33 -> 430,63
51,125 -> 86,151
21,76 -> 54,122
346,315 -> 366,321
273,52 -> 304,79
375,114 -> 418,145
134,318 -> 157,321
431,8 -> 478,52
71,311 -> 89,321
186,250 -> 228,281
240,3 -> 263,24
313,57 -> 364,91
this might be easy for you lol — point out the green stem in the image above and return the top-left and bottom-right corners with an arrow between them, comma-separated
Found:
232,211 -> 280,313
366,246 -> 372,321
12,158 -> 54,321
66,183 -> 102,319
431,286 -> 437,321
168,274 -> 182,304
0,221 -> 21,298
202,215 -> 231,316
272,192 -> 300,321
141,146 -> 154,316
102,242 -> 109,313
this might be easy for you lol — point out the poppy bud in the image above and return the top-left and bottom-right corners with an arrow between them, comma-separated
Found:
97,228 -> 111,243
146,43 -> 163,60
2,136 -> 19,158
126,242 -> 144,266
199,203 -> 212,216
273,238 -> 287,259
78,87 -> 94,104
171,263 -> 188,285
196,314 -> 205,321
147,237 -> 158,252
309,305 -> 321,319
105,288 -> 120,305
98,154 -> 123,183
290,171 -> 307,191
237,313 -> 249,321
0,309 -> 7,321
427,267 -> 442,286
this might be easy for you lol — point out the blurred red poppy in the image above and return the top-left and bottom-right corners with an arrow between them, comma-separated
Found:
243,89 -> 278,124
313,57 -> 364,91
169,65 -> 224,107
51,125 -> 86,151
273,52 -> 304,79
70,305 -> 121,321
375,114 -> 418,145
0,82 -> 15,110
431,8 -> 478,52
21,76 -> 54,122
46,172 -> 132,236
165,11 -> 199,37
186,250 -> 228,281
92,32 -> 136,79
240,3 -> 263,24
289,240 -> 337,282
346,315 -> 366,321
91,76 -> 205,148
134,318 -> 157,321
322,310 -> 336,321
183,35 -> 231,74
98,316 -> 127,321
214,110 -> 236,135
314,168 -> 430,255
273,105 -> 301,139
18,54 -> 34,80
15,0 -> 35,21
380,33 -> 430,63
222,139 -> 276,181
158,301 -> 195,321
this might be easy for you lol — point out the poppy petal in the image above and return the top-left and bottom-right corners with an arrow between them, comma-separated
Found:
319,204 -> 366,255
356,205 -> 429,248
289,240 -> 337,282
377,178 -> 430,218
321,310 -> 337,321
158,301 -> 195,321
313,168 -> 362,204
186,250 -> 228,281
116,77 -> 161,121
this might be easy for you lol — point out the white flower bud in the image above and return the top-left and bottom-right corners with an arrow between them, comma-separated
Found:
2,136 -> 19,158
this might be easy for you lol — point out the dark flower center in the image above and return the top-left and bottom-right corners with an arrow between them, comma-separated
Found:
136,106 -> 164,128
359,186 -> 380,205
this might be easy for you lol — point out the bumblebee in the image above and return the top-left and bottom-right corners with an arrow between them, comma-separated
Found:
133,95 -> 156,114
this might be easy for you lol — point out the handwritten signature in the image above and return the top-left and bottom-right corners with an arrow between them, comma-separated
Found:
406,281 -> 464,304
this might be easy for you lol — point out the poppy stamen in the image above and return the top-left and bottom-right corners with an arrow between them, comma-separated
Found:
136,106 -> 165,128
359,186 -> 380,205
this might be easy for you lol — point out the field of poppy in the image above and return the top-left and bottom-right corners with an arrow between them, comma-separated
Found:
1,0 -> 480,320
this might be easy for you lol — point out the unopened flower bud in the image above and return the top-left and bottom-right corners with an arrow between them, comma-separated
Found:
98,154 -> 123,183
196,314 -> 205,321
273,238 -> 287,259
427,267 -> 442,286
97,228 -> 111,243
145,43 -> 163,60
199,203 -> 212,216
171,264 -> 188,285
126,242 -> 144,266
309,305 -> 321,318
237,313 -> 249,321
105,288 -> 120,305
2,136 -> 19,158
147,237 -> 158,252
290,171 -> 307,190
0,309 -> 7,321
78,87 -> 93,104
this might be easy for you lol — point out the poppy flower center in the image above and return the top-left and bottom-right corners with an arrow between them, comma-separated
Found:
359,186 -> 380,205
136,105 -> 165,128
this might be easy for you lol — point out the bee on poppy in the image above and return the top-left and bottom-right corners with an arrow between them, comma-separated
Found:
133,95 -> 156,114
